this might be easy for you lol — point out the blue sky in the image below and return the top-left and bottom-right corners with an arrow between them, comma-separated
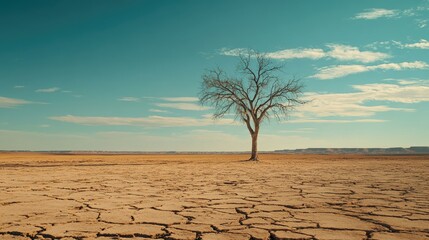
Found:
1,0 -> 428,151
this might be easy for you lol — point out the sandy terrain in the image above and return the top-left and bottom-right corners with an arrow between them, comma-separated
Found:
0,153 -> 428,240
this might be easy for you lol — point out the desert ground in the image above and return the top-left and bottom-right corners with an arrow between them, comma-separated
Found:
0,153 -> 428,240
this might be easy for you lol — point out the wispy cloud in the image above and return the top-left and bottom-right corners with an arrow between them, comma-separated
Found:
160,97 -> 199,102
367,39 -> 429,50
417,19 -> 428,28
292,82 -> 429,122
311,61 -> 428,79
220,48 -> 249,57
297,96 -> 411,117
50,115 -> 235,127
265,48 -> 326,60
289,119 -> 386,123
351,83 -> 429,103
14,85 -> 24,88
384,78 -> 429,85
353,8 -> 398,20
132,96 -> 206,111
36,87 -> 60,93
353,4 -> 429,28
326,44 -> 390,63
366,40 -> 405,50
149,109 -> 168,113
221,44 -> 390,63
151,97 -> 207,111
118,96 -> 140,102
0,96 -> 33,108
156,103 -> 210,111
311,65 -> 368,79
281,127 -> 315,133
403,39 -> 429,49
190,129 -> 224,134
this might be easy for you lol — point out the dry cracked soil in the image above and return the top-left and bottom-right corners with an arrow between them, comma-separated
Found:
0,153 -> 428,240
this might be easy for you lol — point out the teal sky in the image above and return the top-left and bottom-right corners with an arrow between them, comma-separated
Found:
1,0 -> 428,151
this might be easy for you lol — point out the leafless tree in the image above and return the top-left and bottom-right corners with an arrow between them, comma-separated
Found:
200,53 -> 306,161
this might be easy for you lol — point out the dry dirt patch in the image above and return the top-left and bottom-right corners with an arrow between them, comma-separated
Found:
0,153 -> 428,239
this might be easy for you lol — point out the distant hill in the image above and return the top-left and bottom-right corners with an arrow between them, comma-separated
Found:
274,146 -> 429,154
1,147 -> 429,155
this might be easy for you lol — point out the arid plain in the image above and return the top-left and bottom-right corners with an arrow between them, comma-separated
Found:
0,153 -> 428,240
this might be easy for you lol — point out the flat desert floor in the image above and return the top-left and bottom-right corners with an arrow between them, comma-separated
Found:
0,153 -> 428,240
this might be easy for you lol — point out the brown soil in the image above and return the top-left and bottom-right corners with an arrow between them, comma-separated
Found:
0,153 -> 428,239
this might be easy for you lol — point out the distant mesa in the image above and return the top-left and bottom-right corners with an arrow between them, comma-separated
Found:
1,147 -> 429,155
274,146 -> 429,155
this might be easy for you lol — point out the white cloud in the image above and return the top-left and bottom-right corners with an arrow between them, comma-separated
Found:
297,93 -> 412,117
36,87 -> 60,93
293,82 -> 429,122
365,40 -> 402,50
312,61 -> 428,79
326,44 -> 390,63
14,85 -> 24,88
367,39 -> 429,50
353,4 -> 429,28
160,97 -> 199,102
404,39 -> 429,49
312,64 -> 369,79
220,48 -> 250,57
190,129 -> 222,133
149,109 -> 168,113
417,19 -> 428,28
0,96 -> 32,108
50,115 -> 235,127
353,8 -> 398,20
266,48 -> 326,60
289,119 -> 386,123
221,44 -> 389,63
384,78 -> 429,85
151,97 -> 206,111
396,79 -> 423,85
375,61 -> 429,70
352,83 -> 429,103
118,97 -> 140,102
156,103 -> 210,111
280,128 -> 315,133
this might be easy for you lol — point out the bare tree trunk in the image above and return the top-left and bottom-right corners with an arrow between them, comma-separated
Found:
249,132 -> 258,161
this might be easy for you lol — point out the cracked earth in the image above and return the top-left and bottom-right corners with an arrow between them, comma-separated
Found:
0,153 -> 428,240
